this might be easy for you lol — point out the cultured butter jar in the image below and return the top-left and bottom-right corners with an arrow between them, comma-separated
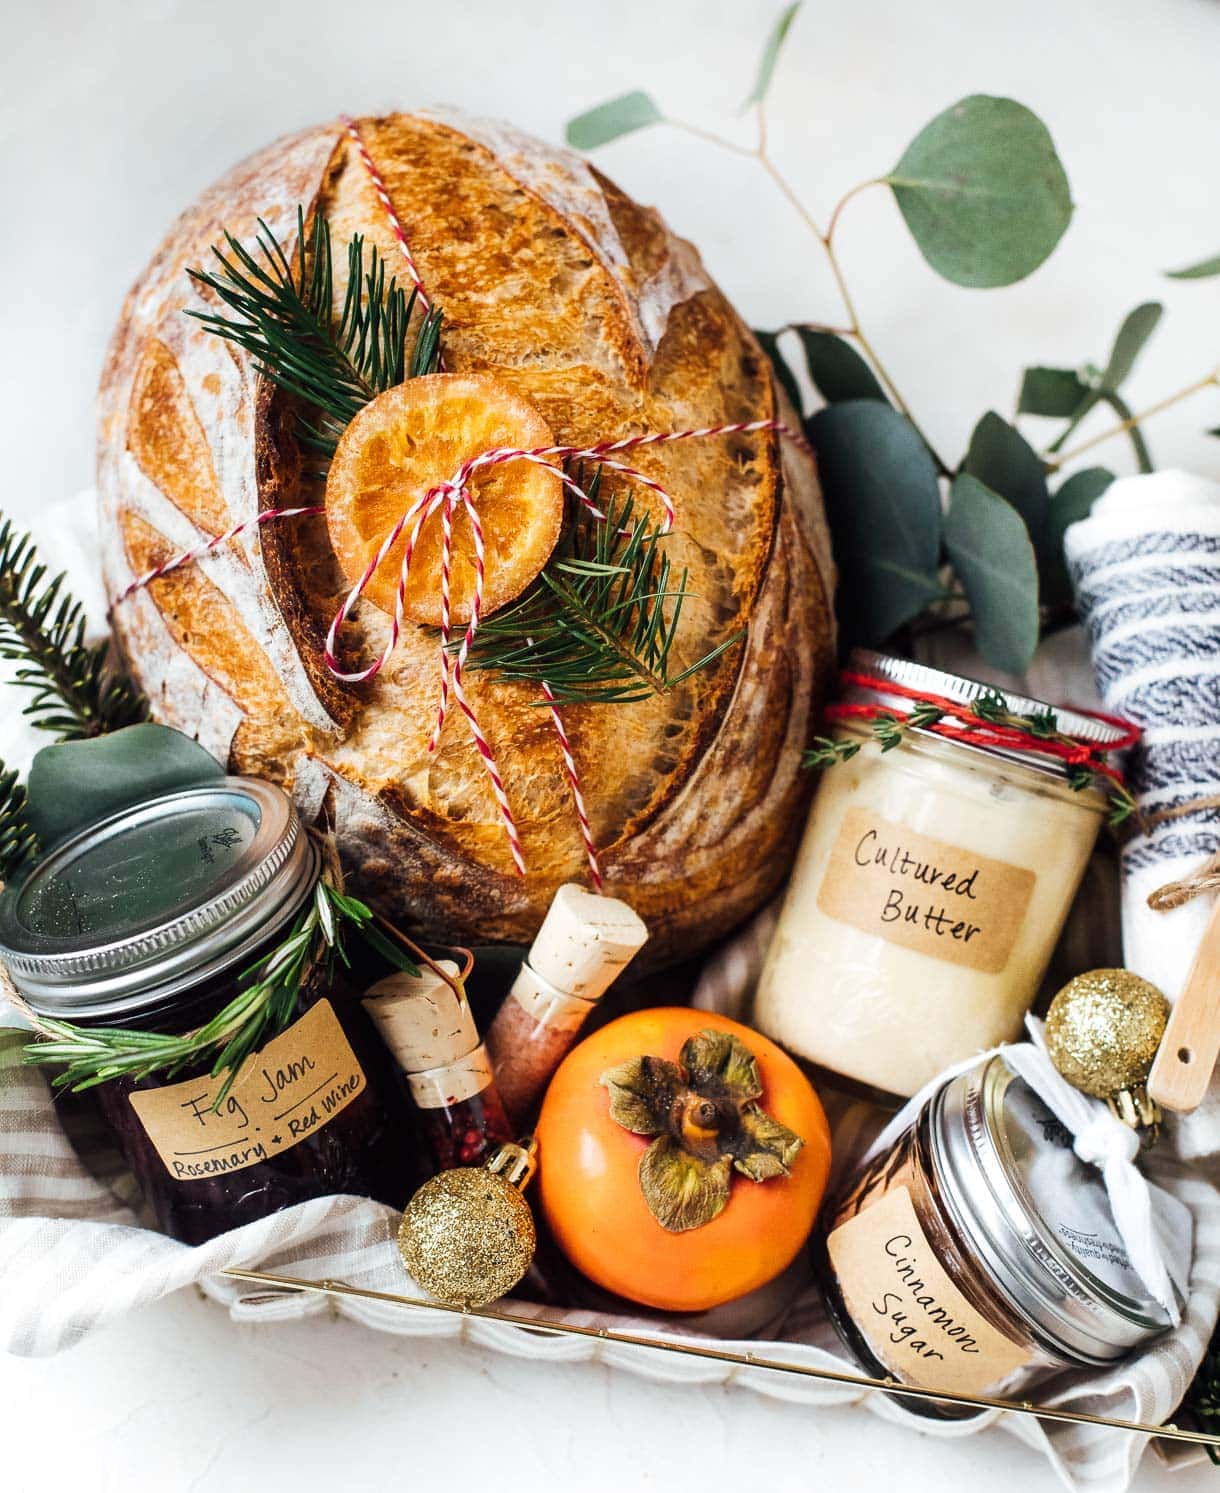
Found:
753,652 -> 1125,1098
819,1055 -> 1182,1409
0,777 -> 414,1244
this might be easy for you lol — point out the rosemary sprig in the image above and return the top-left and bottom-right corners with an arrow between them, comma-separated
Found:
0,514 -> 148,740
0,762 -> 36,883
803,688 -> 1139,828
23,880 -> 419,1109
461,481 -> 745,704
188,209 -> 443,456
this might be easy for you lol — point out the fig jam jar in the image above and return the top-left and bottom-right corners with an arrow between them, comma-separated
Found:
818,1055 -> 1183,1412
0,777 -> 414,1244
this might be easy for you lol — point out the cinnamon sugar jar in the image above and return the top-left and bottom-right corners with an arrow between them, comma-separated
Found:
819,1055 -> 1181,1411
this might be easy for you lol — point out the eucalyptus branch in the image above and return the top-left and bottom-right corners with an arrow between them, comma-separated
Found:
23,880 -> 420,1109
666,104 -> 948,471
1046,370 -> 1219,469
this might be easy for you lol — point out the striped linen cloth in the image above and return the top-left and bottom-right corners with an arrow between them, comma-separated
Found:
2,492 -> 1220,1491
1066,470 -> 1220,1160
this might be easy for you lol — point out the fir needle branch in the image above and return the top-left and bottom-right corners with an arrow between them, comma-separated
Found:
23,879 -> 420,1109
0,762 -> 37,884
0,515 -> 148,740
459,480 -> 746,705
188,210 -> 443,456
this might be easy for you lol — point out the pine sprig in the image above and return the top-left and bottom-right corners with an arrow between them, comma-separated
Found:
24,880 -> 419,1109
0,762 -> 36,883
461,479 -> 745,704
188,209 -> 443,455
0,515 -> 148,740
804,689 -> 1139,828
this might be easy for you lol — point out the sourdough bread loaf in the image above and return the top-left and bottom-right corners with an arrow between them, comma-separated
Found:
97,110 -> 836,966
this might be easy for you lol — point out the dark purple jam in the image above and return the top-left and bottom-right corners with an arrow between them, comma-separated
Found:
86,950 -> 416,1245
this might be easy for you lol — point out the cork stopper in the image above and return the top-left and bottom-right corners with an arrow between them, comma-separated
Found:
362,961 -> 475,1076
526,884 -> 648,1003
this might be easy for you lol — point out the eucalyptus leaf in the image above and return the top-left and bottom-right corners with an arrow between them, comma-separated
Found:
754,328 -> 804,415
1018,366 -> 1090,418
1166,255 -> 1220,281
25,723 -> 224,850
808,401 -> 943,644
943,474 -> 1040,673
566,91 -> 663,150
795,328 -> 888,405
1046,302 -> 1164,453
963,411 -> 1050,556
1043,466 -> 1114,606
887,96 -> 1072,288
744,2 -> 802,107
1102,302 -> 1163,389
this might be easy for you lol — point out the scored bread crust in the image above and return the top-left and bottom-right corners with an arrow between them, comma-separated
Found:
98,110 -> 836,967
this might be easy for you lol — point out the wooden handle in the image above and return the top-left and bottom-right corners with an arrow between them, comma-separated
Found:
1148,898 -> 1220,1112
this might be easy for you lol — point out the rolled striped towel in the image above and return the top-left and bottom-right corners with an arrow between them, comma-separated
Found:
1066,470 -> 1220,1158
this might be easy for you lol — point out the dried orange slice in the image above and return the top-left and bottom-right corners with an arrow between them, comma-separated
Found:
326,373 -> 564,626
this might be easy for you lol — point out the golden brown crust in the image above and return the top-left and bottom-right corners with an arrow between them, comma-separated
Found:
98,110 -> 835,966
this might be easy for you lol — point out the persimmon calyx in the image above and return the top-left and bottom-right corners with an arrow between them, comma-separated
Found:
599,1028 -> 804,1232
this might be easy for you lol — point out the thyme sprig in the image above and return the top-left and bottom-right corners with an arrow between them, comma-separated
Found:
0,514 -> 148,741
460,480 -> 745,704
23,879 -> 418,1109
189,209 -> 443,456
804,688 -> 1139,829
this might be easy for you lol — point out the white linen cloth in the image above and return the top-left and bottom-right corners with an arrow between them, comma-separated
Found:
2,495 -> 1220,1493
1066,471 -> 1220,1159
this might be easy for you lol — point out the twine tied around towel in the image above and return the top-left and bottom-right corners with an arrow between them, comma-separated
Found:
1145,794 -> 1220,911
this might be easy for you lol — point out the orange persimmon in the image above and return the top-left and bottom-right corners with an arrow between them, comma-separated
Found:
535,1007 -> 831,1313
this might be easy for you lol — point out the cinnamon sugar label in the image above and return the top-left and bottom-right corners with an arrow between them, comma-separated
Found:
827,1185 -> 1029,1395
128,1000 -> 367,1181
815,808 -> 1036,974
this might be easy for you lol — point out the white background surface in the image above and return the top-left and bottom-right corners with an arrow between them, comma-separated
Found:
3,0 -> 1220,1489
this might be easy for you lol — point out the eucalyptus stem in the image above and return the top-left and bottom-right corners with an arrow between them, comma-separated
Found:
1046,370 -> 1220,469
670,104 -> 950,473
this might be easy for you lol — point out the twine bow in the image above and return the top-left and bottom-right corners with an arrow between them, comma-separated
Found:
862,1017 -> 1188,1323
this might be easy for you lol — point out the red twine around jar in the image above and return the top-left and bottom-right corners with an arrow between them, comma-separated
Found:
826,667 -> 1140,792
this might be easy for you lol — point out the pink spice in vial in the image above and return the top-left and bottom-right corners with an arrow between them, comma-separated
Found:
485,987 -> 590,1123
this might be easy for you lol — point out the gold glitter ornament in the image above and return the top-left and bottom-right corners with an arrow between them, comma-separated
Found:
398,1139 -> 537,1308
1044,970 -> 1170,1133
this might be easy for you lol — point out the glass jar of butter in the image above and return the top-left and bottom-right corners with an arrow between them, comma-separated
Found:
753,652 -> 1125,1099
0,777 -> 414,1244
819,1055 -> 1181,1410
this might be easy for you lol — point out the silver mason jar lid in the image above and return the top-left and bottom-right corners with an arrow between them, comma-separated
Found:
841,649 -> 1128,782
0,777 -> 318,1019
927,1055 -> 1178,1364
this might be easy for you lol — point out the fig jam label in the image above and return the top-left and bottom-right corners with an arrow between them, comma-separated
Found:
827,1184 -> 1029,1396
128,1000 -> 367,1181
816,807 -> 1036,974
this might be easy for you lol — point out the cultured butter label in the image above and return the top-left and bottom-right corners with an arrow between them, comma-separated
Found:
827,1185 -> 1029,1395
816,807 -> 1036,974
128,1000 -> 367,1182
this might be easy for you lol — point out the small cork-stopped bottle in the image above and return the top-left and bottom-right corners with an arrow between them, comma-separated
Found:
485,884 -> 648,1126
363,961 -> 514,1173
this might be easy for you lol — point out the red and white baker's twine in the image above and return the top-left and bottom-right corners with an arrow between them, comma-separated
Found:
116,120 -> 806,883
340,116 -> 435,324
